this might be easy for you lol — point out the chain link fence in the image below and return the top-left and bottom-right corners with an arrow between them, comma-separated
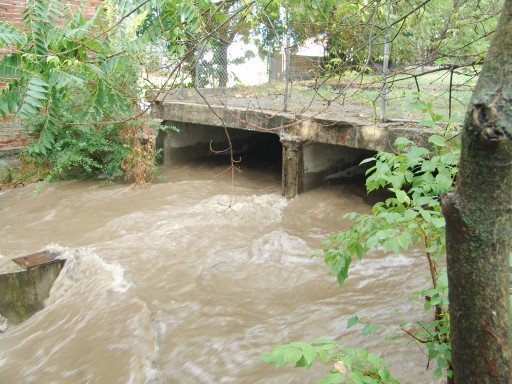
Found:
164,38 -> 476,124
150,8 -> 479,125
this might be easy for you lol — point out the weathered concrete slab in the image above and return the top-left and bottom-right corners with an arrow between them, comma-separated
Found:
148,89 -> 435,153
0,251 -> 65,326
12,251 -> 62,269
0,121 -> 27,163
148,89 -> 436,197
0,147 -> 21,164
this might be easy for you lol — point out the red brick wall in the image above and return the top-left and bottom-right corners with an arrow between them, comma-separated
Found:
0,0 -> 25,28
0,0 -> 101,56
0,0 -> 101,131
0,0 -> 101,27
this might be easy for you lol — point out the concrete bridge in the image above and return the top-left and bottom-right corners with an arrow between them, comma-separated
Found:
149,88 -> 434,198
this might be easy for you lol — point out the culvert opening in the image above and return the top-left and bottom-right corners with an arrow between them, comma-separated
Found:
198,129 -> 282,175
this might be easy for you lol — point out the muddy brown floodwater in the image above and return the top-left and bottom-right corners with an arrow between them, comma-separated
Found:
0,163 -> 442,383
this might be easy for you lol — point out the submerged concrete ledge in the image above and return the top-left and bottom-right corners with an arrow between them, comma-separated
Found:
0,251 -> 64,327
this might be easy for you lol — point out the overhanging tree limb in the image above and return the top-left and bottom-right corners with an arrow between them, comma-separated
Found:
440,1 -> 512,383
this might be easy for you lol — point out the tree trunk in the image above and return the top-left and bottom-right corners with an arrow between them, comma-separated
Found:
440,2 -> 512,383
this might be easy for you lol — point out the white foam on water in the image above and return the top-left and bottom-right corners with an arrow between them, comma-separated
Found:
0,178 -> 438,383
1,244 -> 163,383
247,230 -> 313,265
45,243 -> 132,302
186,193 -> 289,224
350,252 -> 417,277
122,300 -> 163,384
0,315 -> 7,333
91,193 -> 290,258
24,210 -> 57,227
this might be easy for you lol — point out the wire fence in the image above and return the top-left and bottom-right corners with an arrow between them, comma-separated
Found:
145,3 -> 482,126
154,37 -> 478,125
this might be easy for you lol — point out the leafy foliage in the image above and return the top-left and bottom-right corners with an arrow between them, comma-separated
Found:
319,130 -> 459,379
260,339 -> 400,384
1,154 -> 51,185
256,0 -> 501,72
0,0 -> 159,184
322,133 -> 458,287
0,159 -> 12,184
262,110 -> 460,382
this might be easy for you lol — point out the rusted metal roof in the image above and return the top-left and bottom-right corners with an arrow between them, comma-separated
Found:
12,251 -> 61,269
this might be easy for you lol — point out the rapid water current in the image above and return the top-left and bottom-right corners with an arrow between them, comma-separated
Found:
0,163 -> 441,383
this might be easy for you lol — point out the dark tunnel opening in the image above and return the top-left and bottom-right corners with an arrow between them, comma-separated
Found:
198,129 -> 283,175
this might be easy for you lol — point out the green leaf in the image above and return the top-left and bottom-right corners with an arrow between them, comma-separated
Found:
17,102 -> 38,118
344,212 -> 357,221
348,371 -> 365,384
0,20 -> 28,47
431,217 -> 446,228
300,344 -> 318,366
347,315 -> 360,329
378,367 -> 391,381
394,137 -> 412,149
382,238 -> 400,254
283,347 -> 303,365
419,119 -> 435,127
258,351 -> 275,364
419,209 -> 432,223
408,146 -> 430,158
367,352 -> 384,366
316,373 -> 344,384
428,134 -> 446,147
431,112 -> 443,122
397,232 -> 411,251
394,189 -> 410,204
354,243 -> 364,260
26,89 -> 47,100
362,323 -> 380,336
30,76 -> 49,87
46,55 -> 61,65
26,96 -> 43,108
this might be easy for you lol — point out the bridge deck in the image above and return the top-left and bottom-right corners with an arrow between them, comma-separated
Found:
148,88 -> 433,152
148,88 -> 437,197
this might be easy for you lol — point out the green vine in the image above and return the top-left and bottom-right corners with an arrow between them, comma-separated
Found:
262,109 -> 461,382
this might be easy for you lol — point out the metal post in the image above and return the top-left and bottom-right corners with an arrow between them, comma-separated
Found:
380,0 -> 392,122
194,44 -> 204,88
267,54 -> 272,84
178,63 -> 184,100
380,32 -> 390,122
283,35 -> 290,112
283,5 -> 290,112
195,57 -> 200,88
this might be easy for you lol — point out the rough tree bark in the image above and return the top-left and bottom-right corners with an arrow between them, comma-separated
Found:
440,2 -> 512,383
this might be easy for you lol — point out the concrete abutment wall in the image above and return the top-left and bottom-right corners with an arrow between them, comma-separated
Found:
0,259 -> 65,327
157,121 -> 374,198
149,95 -> 434,198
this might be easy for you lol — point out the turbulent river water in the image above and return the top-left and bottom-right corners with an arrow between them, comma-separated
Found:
0,162 -> 441,383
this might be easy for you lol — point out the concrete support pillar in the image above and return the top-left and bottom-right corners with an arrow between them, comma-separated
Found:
281,137 -> 304,199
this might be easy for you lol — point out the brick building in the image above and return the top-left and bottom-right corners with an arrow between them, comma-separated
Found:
0,0 -> 101,26
0,0 -> 101,148
1,0 -> 101,56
